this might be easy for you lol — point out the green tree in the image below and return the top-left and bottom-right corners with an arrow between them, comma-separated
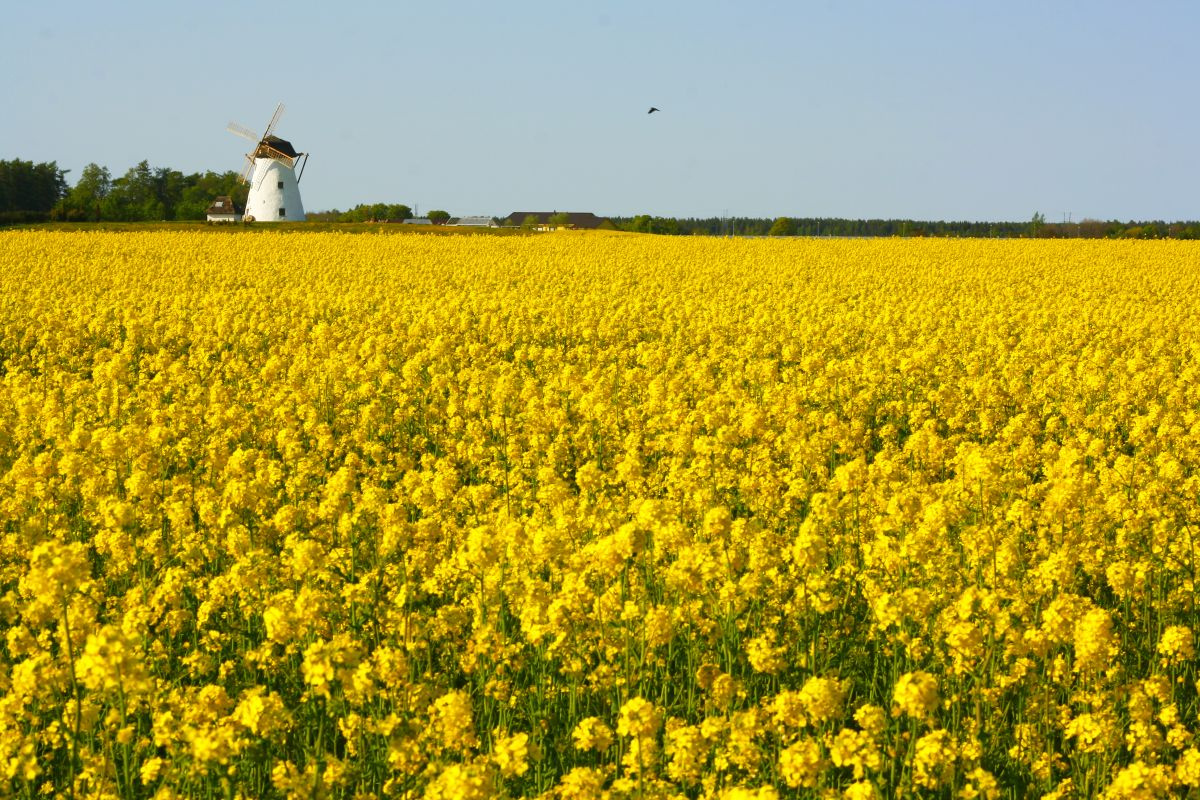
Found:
340,203 -> 413,222
175,171 -> 247,220
629,214 -> 652,233
0,159 -> 69,222
103,161 -> 165,221
768,217 -> 798,236
1029,211 -> 1045,237
427,210 -> 451,225
55,163 -> 112,221
154,167 -> 187,219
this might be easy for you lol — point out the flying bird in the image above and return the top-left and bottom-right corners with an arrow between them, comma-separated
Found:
647,107 -> 660,114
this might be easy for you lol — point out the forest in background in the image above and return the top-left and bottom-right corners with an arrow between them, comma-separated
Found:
3,158 -> 1199,238
610,214 -> 1200,239
0,159 -> 247,223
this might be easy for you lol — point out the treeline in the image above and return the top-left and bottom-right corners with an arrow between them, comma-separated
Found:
0,159 -> 69,224
6,157 -> 1200,237
307,204 -> 414,223
612,214 -> 1200,239
307,205 -> 461,224
0,158 -> 246,223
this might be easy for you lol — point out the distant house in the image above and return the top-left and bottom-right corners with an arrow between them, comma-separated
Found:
504,211 -> 612,230
402,217 -> 433,225
206,196 -> 242,223
452,216 -> 498,227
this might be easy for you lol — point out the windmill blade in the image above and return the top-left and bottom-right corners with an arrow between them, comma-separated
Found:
262,103 -> 285,140
239,155 -> 255,184
227,121 -> 260,142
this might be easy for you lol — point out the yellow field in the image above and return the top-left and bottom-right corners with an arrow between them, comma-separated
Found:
1,231 -> 1198,799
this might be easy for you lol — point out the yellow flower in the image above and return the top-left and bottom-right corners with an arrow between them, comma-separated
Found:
1176,748 -> 1200,788
491,731 -> 536,777
842,780 -> 880,800
232,687 -> 290,737
1103,761 -> 1172,800
665,723 -> 709,786
617,697 -> 663,739
828,728 -> 881,779
1074,608 -> 1118,673
778,737 -> 824,789
746,631 -> 786,675
1157,625 -> 1195,666
76,624 -> 150,698
892,671 -> 939,722
422,762 -> 497,800
572,717 -> 614,752
19,539 -> 90,626
557,767 -> 607,800
430,689 -> 479,752
798,675 -> 846,725
853,704 -> 887,737
912,730 -> 956,790
961,767 -> 999,800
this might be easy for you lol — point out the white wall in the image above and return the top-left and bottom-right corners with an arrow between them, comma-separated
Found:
245,158 -> 306,222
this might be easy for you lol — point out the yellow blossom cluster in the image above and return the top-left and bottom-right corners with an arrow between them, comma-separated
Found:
1,230 -> 1199,798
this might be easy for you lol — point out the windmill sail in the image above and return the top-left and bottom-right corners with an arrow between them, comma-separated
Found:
226,102 -> 306,222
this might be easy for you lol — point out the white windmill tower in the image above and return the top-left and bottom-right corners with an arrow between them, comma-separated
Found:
227,103 -> 308,222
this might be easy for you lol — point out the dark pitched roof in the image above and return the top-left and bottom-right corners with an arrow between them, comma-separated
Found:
254,135 -> 299,160
206,196 -> 241,215
505,211 -> 611,229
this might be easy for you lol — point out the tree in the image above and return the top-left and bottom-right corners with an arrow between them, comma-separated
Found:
629,214 -> 653,233
55,163 -> 111,221
427,210 -> 451,225
174,171 -> 246,220
768,217 -> 798,236
102,161 -> 165,221
1028,211 -> 1045,237
547,211 -> 571,228
521,214 -> 541,230
0,159 -> 69,222
385,204 -> 412,222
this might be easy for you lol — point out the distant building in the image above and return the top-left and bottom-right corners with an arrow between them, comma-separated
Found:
504,211 -> 612,230
402,217 -> 432,225
206,196 -> 242,223
452,216 -> 498,227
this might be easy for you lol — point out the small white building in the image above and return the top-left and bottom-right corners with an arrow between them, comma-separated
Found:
402,218 -> 432,225
206,196 -> 242,223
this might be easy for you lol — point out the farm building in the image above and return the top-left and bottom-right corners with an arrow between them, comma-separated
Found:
504,211 -> 613,230
452,216 -> 497,227
206,196 -> 242,223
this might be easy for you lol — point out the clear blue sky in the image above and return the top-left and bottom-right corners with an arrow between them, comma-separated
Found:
3,0 -> 1196,221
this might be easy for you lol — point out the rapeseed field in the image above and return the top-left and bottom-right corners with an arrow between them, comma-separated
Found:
1,230 -> 1198,799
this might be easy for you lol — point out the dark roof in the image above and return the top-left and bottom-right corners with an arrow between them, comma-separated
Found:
505,211 -> 611,229
206,196 -> 241,214
254,135 -> 298,160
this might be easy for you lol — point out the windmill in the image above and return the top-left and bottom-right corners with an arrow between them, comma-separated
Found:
226,103 -> 308,222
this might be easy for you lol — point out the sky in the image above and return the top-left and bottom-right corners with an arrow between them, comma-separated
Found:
2,0 -> 1197,221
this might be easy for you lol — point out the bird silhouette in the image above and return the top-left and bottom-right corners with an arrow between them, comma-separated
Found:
647,107 -> 660,114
